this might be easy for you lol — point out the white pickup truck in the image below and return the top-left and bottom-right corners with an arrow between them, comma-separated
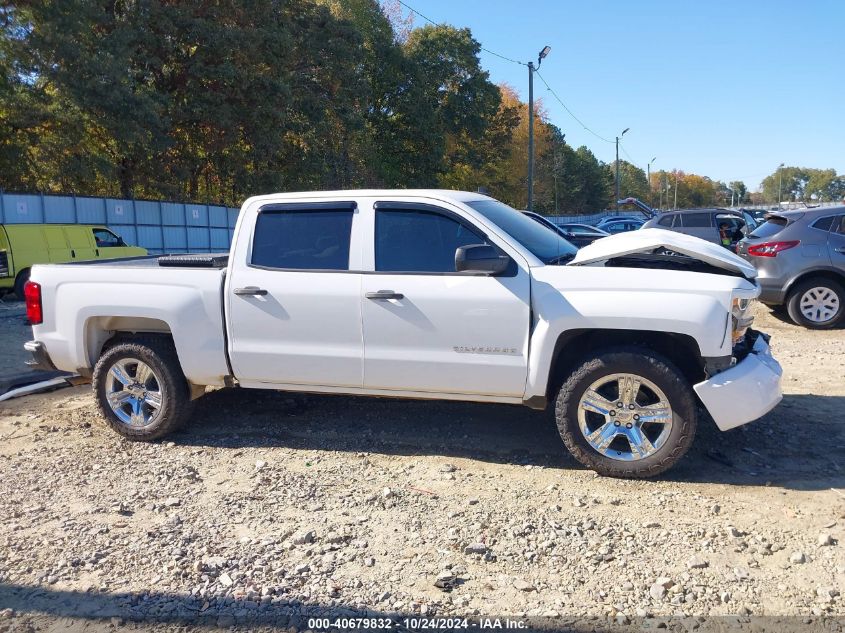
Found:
23,190 -> 783,478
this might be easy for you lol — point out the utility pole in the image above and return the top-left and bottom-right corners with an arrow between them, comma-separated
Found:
673,171 -> 678,210
647,157 -> 656,207
527,45 -> 551,212
777,162 -> 785,207
614,128 -> 629,210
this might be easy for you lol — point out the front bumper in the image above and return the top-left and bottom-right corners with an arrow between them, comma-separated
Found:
24,340 -> 57,372
693,331 -> 783,431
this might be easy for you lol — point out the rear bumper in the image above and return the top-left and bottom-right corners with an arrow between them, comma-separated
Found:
24,340 -> 57,372
693,331 -> 783,431
757,280 -> 787,305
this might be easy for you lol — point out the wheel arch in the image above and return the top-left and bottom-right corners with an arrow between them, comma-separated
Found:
545,328 -> 705,403
83,316 -> 174,372
784,268 -> 845,299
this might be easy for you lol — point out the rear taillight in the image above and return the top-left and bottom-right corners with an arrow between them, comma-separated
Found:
746,240 -> 800,257
24,281 -> 42,325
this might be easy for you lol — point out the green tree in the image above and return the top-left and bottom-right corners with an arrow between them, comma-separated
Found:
607,160 -> 648,202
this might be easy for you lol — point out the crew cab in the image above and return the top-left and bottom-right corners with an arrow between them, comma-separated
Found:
23,190 -> 783,478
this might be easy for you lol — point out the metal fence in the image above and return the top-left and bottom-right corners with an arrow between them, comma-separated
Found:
0,192 -> 240,255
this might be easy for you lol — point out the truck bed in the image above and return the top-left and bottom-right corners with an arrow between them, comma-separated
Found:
29,254 -> 231,387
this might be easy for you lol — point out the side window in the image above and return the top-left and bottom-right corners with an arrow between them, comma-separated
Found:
680,213 -> 712,228
812,216 -> 835,232
251,208 -> 353,270
835,216 -> 845,235
93,228 -> 122,247
375,209 -> 486,273
658,215 -> 675,227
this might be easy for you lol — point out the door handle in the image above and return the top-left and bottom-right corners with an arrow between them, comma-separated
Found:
234,286 -> 268,296
365,290 -> 404,300
71,249 -> 76,258
835,247 -> 845,254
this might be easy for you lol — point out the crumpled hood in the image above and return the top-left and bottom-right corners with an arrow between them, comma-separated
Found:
567,228 -> 757,279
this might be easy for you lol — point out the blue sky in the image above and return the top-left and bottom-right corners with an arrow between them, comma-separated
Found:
404,0 -> 844,191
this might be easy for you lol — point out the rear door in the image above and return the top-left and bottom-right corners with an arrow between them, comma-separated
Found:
63,226 -> 97,261
829,214 -> 845,272
226,200 -> 364,388
361,200 -> 530,397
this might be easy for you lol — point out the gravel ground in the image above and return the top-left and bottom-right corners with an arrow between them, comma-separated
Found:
0,307 -> 843,632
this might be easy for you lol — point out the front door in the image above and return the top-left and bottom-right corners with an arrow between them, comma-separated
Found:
226,202 -> 363,388
361,202 -> 530,397
829,215 -> 845,272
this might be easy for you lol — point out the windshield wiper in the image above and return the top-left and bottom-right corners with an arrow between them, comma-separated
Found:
546,253 -> 575,265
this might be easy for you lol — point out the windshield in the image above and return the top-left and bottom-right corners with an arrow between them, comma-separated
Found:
466,199 -> 577,264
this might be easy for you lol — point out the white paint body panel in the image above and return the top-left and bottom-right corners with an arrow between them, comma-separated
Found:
694,334 -> 783,430
29,189 -> 781,434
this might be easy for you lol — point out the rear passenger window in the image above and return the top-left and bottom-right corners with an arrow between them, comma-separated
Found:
812,216 -> 835,231
680,213 -> 712,228
252,207 -> 353,270
658,215 -> 675,227
375,209 -> 486,273
835,216 -> 845,235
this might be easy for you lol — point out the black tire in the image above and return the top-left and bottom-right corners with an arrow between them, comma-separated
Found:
785,277 -> 844,329
13,268 -> 30,300
554,347 -> 697,478
92,336 -> 194,441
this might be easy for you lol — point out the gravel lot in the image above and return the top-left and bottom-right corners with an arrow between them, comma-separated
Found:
0,307 -> 843,632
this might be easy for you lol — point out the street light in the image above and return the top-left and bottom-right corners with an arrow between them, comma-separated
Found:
647,157 -> 657,207
614,128 -> 629,210
527,45 -> 551,212
777,162 -> 785,207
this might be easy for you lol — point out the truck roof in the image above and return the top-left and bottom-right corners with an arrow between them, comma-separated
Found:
241,189 -> 493,207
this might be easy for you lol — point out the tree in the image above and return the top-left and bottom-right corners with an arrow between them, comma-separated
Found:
729,181 -> 747,204
606,160 -> 648,202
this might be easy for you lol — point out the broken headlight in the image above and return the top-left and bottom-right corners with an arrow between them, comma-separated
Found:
731,297 -> 755,345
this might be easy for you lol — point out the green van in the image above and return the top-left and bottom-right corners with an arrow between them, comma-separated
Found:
0,224 -> 147,298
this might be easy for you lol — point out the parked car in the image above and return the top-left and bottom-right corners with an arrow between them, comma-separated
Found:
643,209 -> 758,248
556,223 -> 611,248
0,223 -> 146,298
24,190 -> 782,478
737,207 -> 845,329
594,216 -> 646,234
522,212 -> 610,248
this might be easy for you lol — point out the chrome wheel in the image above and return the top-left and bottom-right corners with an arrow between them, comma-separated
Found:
577,373 -> 673,461
104,358 -> 163,428
799,286 -> 840,323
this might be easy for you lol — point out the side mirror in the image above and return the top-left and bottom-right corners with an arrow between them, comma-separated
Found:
455,244 -> 510,275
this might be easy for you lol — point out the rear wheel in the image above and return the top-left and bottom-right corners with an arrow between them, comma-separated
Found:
786,278 -> 844,329
13,268 -> 30,300
555,348 -> 697,478
93,337 -> 193,440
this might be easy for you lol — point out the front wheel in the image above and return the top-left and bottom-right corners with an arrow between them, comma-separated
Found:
93,337 -> 194,441
555,348 -> 697,478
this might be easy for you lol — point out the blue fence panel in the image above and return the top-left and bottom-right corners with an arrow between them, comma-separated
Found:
108,225 -> 137,246
187,227 -> 210,250
136,225 -> 164,251
75,197 -> 107,224
2,192 -> 241,252
106,199 -> 135,225
161,202 -> 185,226
44,196 -> 76,223
162,225 -> 187,251
185,204 -> 208,227
209,205 -> 228,227
210,228 -> 230,250
135,200 -> 162,226
2,193 -> 43,223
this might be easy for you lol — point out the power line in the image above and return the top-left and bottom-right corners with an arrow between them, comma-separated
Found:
619,143 -> 643,170
395,0 -> 526,66
534,69 -> 614,144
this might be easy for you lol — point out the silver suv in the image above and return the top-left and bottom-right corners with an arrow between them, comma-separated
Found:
737,207 -> 845,329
